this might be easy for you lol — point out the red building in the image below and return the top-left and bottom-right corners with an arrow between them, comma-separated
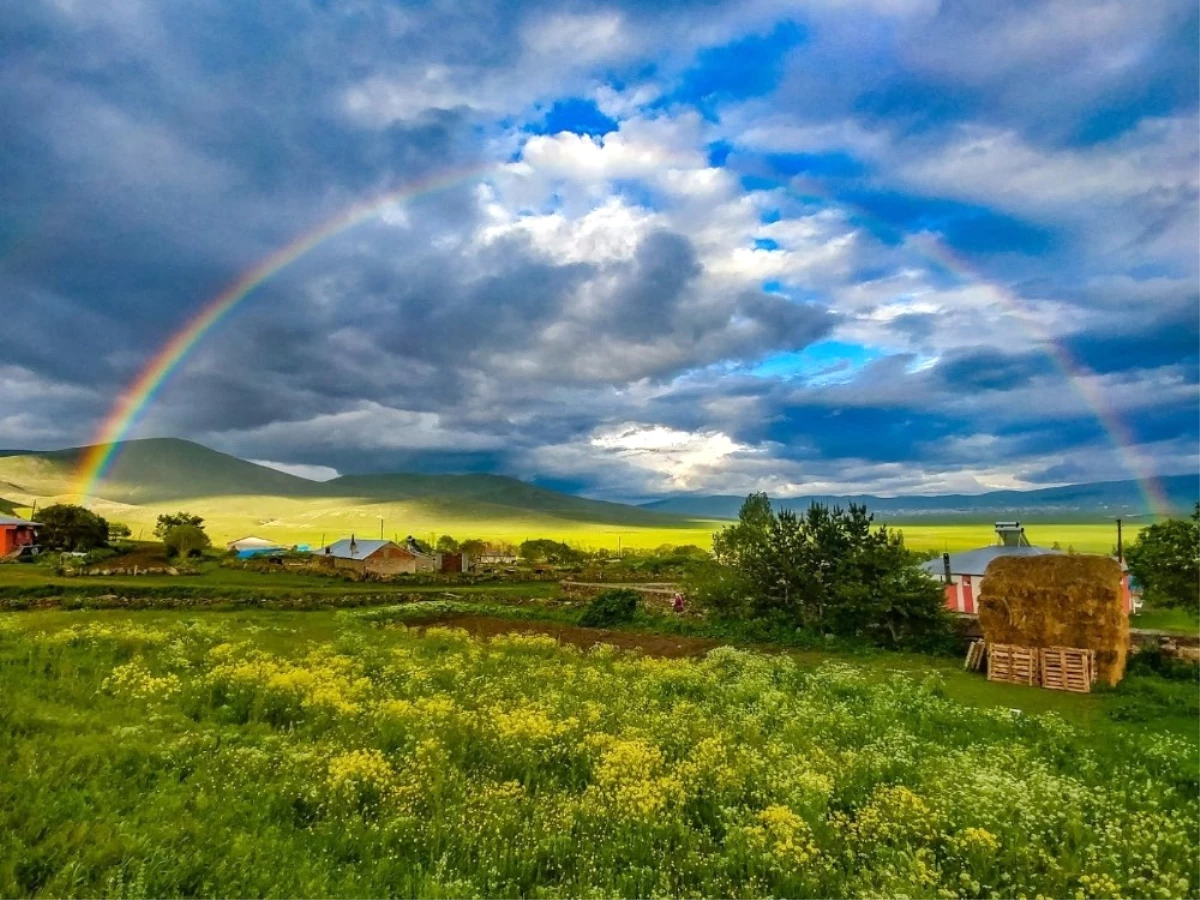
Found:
0,514 -> 39,557
922,522 -> 1136,615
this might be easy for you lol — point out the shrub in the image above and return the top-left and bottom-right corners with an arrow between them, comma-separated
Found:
162,524 -> 211,559
33,504 -> 109,551
579,589 -> 640,628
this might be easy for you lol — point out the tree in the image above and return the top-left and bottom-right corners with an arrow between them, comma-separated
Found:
33,504 -> 109,552
1125,505 -> 1200,613
155,512 -> 204,539
701,494 -> 951,649
712,492 -> 773,569
518,539 -> 581,565
459,539 -> 487,558
108,522 -> 132,541
163,524 -> 211,559
435,534 -> 460,553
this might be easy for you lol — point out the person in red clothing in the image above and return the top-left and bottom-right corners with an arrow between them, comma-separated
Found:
672,592 -> 685,613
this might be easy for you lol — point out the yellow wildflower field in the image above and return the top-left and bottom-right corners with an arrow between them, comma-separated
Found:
0,611 -> 1195,898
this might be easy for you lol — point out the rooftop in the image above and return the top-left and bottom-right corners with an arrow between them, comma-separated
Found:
322,538 -> 399,560
921,544 -> 1063,578
0,515 -> 37,527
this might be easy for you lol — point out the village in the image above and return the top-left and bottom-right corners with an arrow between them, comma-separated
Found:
4,507 -> 1196,678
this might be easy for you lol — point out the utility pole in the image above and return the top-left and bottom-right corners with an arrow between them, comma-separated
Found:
1110,513 -> 1148,563
606,530 -> 632,558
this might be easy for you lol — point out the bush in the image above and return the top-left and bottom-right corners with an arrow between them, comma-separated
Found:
579,589 -> 640,628
162,525 -> 211,559
33,504 -> 109,552
1126,645 -> 1200,682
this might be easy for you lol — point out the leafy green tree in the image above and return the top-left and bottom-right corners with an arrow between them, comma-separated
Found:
1125,505 -> 1200,613
162,524 -> 211,559
712,492 -> 773,569
703,495 -> 950,648
155,512 -> 204,539
435,534 -> 460,553
33,504 -> 109,552
107,522 -> 132,541
518,539 -> 581,565
459,538 -> 487,558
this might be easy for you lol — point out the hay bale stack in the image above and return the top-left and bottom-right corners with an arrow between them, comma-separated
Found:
978,555 -> 1128,686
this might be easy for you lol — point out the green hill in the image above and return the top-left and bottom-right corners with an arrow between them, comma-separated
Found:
326,473 -> 683,528
0,438 -> 700,531
0,438 -> 323,503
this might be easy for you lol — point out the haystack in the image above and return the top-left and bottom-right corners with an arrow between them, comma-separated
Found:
978,555 -> 1128,686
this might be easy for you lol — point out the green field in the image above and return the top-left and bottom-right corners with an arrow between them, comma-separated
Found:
2,491 -> 1135,555
892,522 -> 1132,555
1,607 -> 1196,898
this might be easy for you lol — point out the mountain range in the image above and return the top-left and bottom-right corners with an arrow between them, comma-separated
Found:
0,438 -> 690,529
640,475 -> 1199,522
0,439 -> 1194,544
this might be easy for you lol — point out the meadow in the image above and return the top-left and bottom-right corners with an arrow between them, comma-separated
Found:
2,608 -> 1196,899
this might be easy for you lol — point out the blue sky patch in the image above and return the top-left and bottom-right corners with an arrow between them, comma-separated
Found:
670,21 -> 805,109
752,341 -> 884,383
529,98 -> 618,137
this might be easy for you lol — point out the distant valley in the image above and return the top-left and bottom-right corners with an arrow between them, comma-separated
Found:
0,438 -> 1194,549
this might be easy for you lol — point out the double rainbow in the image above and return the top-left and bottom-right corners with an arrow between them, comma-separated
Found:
72,168 -> 1171,516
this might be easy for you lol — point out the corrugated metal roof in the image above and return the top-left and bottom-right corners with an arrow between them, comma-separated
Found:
322,538 -> 398,560
920,544 -> 1062,578
0,514 -> 37,527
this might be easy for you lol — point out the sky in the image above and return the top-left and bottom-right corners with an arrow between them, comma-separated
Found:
0,0 -> 1197,502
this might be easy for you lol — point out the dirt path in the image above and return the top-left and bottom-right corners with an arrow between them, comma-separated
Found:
411,613 -> 721,658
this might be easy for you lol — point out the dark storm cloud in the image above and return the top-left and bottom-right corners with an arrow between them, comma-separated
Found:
932,348 -> 1055,393
0,0 -> 1195,495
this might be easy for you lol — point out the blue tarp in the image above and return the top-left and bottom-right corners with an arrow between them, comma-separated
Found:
236,548 -> 283,559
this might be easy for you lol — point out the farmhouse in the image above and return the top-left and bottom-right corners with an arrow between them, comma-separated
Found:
0,514 -> 38,558
318,536 -> 439,575
922,522 -> 1136,614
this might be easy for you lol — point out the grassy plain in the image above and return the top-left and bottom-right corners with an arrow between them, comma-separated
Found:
4,487 -> 1137,554
1,607 -> 1196,898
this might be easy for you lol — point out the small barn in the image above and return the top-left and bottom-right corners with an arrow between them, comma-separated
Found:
922,521 -> 1135,615
318,536 -> 439,575
0,514 -> 38,558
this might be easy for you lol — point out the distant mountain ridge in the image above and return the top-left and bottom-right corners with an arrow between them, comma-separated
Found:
0,438 -> 699,528
0,437 -> 1194,526
640,474 -> 1200,522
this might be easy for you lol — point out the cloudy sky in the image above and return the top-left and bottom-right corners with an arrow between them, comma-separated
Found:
1,0 -> 1196,500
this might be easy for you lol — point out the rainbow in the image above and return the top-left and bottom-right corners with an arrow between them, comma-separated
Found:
72,166 -> 493,498
73,164 -> 1172,517
785,177 -> 1172,518
910,235 -> 1173,518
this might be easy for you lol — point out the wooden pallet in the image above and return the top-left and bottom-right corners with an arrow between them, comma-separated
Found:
986,643 -> 1039,686
964,640 -> 987,671
1040,647 -> 1095,693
